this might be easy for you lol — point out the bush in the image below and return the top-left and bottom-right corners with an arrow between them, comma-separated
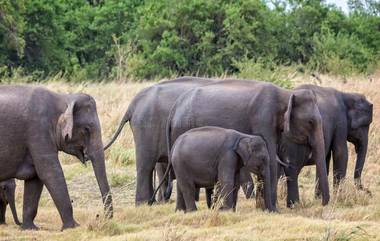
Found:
234,58 -> 294,88
309,30 -> 377,76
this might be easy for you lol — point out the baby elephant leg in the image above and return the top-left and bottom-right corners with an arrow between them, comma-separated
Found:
177,180 -> 197,212
218,151 -> 238,210
219,178 -> 237,210
175,183 -> 186,212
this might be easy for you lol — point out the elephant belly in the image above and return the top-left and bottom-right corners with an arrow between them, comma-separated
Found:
192,170 -> 217,189
15,161 -> 36,180
0,150 -> 30,181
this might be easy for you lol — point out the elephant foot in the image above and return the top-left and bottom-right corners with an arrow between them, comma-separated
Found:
135,199 -> 150,206
268,207 -> 279,213
175,207 -> 186,212
286,199 -> 299,209
22,222 -> 39,230
61,221 -> 79,231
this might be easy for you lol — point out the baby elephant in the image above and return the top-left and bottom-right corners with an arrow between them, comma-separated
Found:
171,126 -> 273,212
0,179 -> 21,225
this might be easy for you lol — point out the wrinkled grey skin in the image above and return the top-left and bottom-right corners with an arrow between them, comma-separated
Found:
155,162 -> 255,203
104,77 -> 217,205
171,127 -> 272,212
279,85 -> 373,207
164,78 -> 329,210
0,179 -> 21,225
0,85 -> 113,230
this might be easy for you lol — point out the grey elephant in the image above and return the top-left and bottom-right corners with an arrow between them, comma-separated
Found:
161,77 -> 329,210
104,77 -> 217,205
171,127 -> 272,212
0,179 -> 21,225
279,84 -> 373,207
0,85 -> 112,230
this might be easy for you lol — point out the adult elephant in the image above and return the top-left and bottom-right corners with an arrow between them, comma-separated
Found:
0,85 -> 113,230
279,85 -> 373,207
104,77 -> 218,205
162,78 -> 329,210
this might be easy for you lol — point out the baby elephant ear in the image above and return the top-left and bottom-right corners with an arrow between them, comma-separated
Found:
233,137 -> 252,166
59,101 -> 76,140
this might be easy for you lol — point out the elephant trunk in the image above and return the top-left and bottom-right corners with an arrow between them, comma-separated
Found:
90,139 -> 113,219
353,126 -> 369,188
6,189 -> 21,225
311,121 -> 330,206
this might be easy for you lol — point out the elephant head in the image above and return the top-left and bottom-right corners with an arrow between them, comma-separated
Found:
0,180 -> 21,225
57,94 -> 113,218
343,93 -> 373,187
234,136 -> 273,211
283,89 -> 329,205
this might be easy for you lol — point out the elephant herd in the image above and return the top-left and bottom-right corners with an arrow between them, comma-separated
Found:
0,77 -> 373,230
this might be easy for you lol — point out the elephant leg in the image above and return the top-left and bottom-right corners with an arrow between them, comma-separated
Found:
0,201 -> 6,224
177,180 -> 197,212
22,178 -> 43,230
34,157 -> 78,230
194,188 -> 200,202
263,136 -> 278,209
315,150 -> 331,199
219,178 -> 236,210
135,147 -> 156,205
332,137 -> 348,190
175,183 -> 186,212
286,167 -> 300,208
206,188 -> 213,209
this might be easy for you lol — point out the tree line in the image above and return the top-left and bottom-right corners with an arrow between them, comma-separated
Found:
0,0 -> 379,82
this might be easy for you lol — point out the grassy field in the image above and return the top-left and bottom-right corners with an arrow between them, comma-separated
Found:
0,73 -> 379,241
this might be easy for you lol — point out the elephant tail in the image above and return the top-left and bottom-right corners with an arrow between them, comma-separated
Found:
149,102 -> 176,205
148,162 -> 172,205
104,110 -> 131,150
164,170 -> 174,200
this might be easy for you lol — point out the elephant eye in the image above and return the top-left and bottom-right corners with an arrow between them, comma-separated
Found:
308,119 -> 314,126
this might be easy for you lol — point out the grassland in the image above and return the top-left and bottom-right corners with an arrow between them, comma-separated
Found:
0,73 -> 379,241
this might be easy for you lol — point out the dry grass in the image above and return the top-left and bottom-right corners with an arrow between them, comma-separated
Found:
1,73 -> 380,241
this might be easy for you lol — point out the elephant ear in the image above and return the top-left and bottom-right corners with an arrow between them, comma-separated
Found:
347,95 -> 373,129
58,101 -> 76,140
350,112 -> 372,129
284,94 -> 295,134
233,137 -> 252,166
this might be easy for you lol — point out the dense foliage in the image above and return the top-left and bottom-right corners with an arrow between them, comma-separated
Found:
0,0 -> 379,81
